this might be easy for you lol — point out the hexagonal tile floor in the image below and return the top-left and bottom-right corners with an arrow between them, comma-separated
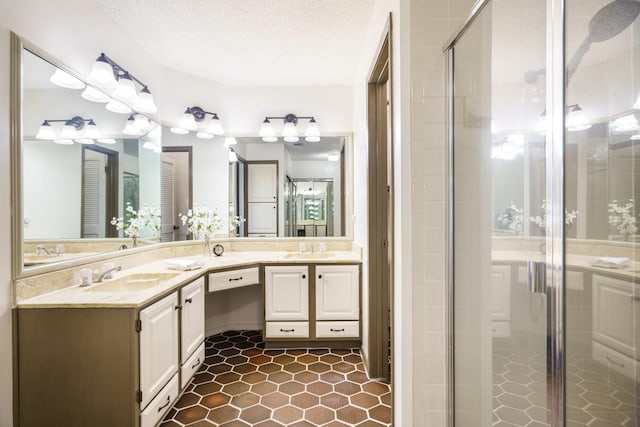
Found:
160,331 -> 391,426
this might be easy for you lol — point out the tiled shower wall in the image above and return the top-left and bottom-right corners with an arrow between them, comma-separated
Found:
409,0 -> 476,424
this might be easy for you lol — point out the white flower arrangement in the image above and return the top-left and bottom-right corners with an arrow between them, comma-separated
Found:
180,204 -> 223,239
529,199 -> 578,231
228,206 -> 246,234
111,202 -> 160,243
608,199 -> 638,236
496,201 -> 524,234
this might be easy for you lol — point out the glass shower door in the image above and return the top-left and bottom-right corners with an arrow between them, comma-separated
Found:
451,0 -> 551,425
565,0 -> 640,424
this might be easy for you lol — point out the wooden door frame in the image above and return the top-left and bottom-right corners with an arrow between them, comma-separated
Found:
367,16 -> 393,382
81,145 -> 119,238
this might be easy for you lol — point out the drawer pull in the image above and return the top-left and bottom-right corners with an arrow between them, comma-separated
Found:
280,328 -> 295,332
606,356 -> 625,368
318,274 -> 323,279
174,305 -> 182,311
229,276 -> 243,281
330,328 -> 345,332
191,358 -> 201,369
158,395 -> 171,412
630,296 -> 640,302
185,298 -> 193,304
302,274 -> 306,279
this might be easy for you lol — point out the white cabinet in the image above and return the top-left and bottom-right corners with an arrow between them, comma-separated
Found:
248,163 -> 277,202
316,265 -> 359,320
247,203 -> 277,235
265,265 -> 309,321
180,277 -> 205,363
592,274 -> 640,360
139,292 -> 180,409
491,265 -> 511,338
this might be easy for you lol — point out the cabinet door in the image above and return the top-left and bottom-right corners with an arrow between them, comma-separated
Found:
490,265 -> 511,322
265,266 -> 308,321
180,277 -> 205,362
140,292 -> 179,409
316,265 -> 360,320
248,203 -> 277,234
592,274 -> 640,358
248,163 -> 277,202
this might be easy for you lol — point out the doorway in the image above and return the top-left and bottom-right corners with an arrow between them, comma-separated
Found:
367,19 -> 393,382
162,147 -> 193,241
81,145 -> 118,238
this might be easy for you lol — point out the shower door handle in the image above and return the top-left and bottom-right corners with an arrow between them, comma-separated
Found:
528,261 -> 547,294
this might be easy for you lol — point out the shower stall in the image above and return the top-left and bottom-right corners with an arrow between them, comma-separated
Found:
447,0 -> 640,425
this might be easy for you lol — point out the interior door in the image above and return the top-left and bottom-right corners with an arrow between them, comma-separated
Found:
450,0 -> 551,425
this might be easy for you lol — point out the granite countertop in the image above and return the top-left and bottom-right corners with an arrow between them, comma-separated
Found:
18,250 -> 361,309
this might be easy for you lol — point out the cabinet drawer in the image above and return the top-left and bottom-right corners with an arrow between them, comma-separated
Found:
266,322 -> 309,338
209,267 -> 260,292
181,342 -> 205,389
315,321 -> 360,338
140,373 -> 179,427
592,341 -> 638,380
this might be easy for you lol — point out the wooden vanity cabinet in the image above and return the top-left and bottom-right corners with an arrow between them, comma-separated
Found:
264,263 -> 361,346
16,276 -> 205,427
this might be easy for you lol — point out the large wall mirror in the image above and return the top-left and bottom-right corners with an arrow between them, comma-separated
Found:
161,133 -> 352,240
12,34 -> 162,277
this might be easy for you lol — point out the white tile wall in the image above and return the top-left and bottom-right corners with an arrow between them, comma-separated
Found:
410,0 -> 477,424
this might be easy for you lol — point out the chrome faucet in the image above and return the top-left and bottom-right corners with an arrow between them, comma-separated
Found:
36,245 -> 54,255
96,265 -> 122,282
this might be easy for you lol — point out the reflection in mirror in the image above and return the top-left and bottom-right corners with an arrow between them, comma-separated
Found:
21,47 -> 161,270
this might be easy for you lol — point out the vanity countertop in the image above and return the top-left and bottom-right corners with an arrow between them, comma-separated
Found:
17,250 -> 361,309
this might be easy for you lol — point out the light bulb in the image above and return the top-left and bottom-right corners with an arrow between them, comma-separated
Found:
87,54 -> 117,90
83,120 -> 100,139
170,127 -> 189,135
76,138 -> 95,145
133,114 -> 151,132
328,152 -> 340,161
105,99 -> 132,114
263,136 -> 278,142
35,122 -> 56,140
566,105 -> 591,132
304,118 -> 320,138
259,118 -> 274,138
305,136 -> 320,143
283,121 -> 297,138
133,87 -> 158,113
284,136 -> 299,143
123,115 -> 143,136
206,114 -> 224,135
97,138 -> 116,144
113,73 -> 137,103
54,138 -> 74,145
179,110 -> 197,130
61,123 -> 79,139
196,132 -> 214,139
50,68 -> 85,90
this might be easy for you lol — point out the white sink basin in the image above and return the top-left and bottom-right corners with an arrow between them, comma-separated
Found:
284,252 -> 335,260
85,272 -> 180,293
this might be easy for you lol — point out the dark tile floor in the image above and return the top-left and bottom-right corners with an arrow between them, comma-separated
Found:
161,331 -> 392,426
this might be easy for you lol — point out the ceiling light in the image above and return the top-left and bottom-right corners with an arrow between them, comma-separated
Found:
87,53 -> 117,90
106,99 -> 132,114
81,85 -> 111,103
123,115 -> 144,136
566,104 -> 591,132
260,113 -> 319,143
50,68 -> 85,90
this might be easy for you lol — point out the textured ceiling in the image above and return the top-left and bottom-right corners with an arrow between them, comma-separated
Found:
92,0 -> 376,86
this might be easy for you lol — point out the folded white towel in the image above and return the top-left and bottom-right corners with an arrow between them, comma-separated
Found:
165,259 -> 203,271
590,257 -> 630,268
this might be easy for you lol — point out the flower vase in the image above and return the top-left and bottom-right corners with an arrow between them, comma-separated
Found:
203,234 -> 211,256
132,236 -> 138,248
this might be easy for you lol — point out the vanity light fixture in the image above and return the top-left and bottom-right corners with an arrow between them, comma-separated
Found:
259,114 -> 320,143
610,114 -> 639,133
36,116 -> 101,145
224,136 -> 237,148
535,104 -> 591,133
122,115 -> 144,136
229,148 -> 238,162
327,151 -> 340,162
170,106 -> 224,138
86,53 -> 158,113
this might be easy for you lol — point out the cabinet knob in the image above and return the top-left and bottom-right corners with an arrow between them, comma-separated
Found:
174,305 -> 182,311
185,298 -> 193,304
301,274 -> 306,279
318,274 -> 323,279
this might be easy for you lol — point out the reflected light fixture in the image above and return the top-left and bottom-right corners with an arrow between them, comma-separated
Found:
86,53 -> 158,113
81,85 -> 110,103
259,114 -> 320,143
224,136 -> 237,148
36,116 -> 101,145
610,114 -> 639,133
327,151 -> 340,162
123,115 -> 144,136
566,104 -> 591,132
170,106 -> 224,138
229,148 -> 238,162
50,68 -> 85,90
